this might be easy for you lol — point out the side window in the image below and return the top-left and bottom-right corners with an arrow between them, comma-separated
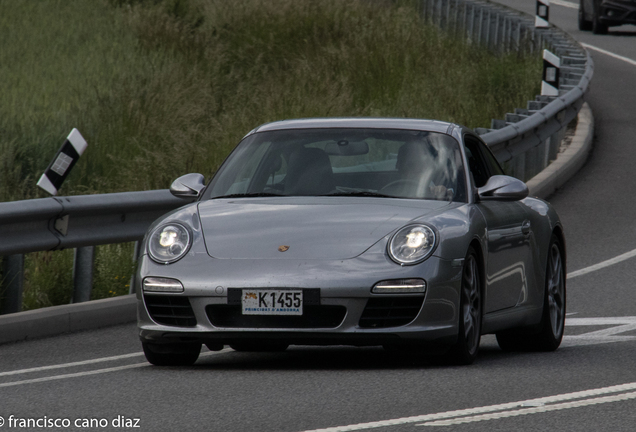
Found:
464,137 -> 490,188
479,141 -> 505,176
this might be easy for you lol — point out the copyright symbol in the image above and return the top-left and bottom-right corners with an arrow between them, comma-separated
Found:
0,416 -> 5,427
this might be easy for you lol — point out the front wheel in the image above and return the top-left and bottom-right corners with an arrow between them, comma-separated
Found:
142,342 -> 201,366
445,246 -> 482,365
497,235 -> 566,351
535,237 -> 567,350
592,4 -> 608,34
578,1 -> 593,31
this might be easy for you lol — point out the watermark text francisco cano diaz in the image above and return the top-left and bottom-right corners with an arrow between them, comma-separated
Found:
0,415 -> 140,428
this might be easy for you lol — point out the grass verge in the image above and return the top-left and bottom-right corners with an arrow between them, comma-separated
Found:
0,0 -> 541,311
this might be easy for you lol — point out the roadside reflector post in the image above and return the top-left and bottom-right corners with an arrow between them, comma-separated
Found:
541,49 -> 561,96
0,255 -> 25,315
72,246 -> 95,303
535,0 -> 549,28
37,128 -> 87,196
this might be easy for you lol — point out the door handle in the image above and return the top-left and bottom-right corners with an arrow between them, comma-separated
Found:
521,220 -> 531,235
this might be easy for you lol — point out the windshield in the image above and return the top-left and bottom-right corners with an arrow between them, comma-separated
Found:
205,128 -> 467,202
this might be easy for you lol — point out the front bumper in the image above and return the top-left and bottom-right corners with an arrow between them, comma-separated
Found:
137,252 -> 463,348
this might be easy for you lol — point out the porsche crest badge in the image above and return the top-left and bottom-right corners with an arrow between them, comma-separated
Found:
278,245 -> 290,252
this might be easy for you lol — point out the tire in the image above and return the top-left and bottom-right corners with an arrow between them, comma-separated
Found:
445,246 -> 482,365
592,3 -> 608,34
230,342 -> 289,352
496,235 -> 566,352
578,1 -> 593,31
142,342 -> 201,366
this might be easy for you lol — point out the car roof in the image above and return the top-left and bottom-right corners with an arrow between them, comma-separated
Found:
249,118 -> 456,135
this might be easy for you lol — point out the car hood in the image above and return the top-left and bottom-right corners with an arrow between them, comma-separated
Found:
198,197 -> 453,260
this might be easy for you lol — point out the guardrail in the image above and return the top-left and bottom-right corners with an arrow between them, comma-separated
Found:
422,0 -> 593,181
0,191 -> 193,314
0,0 -> 593,315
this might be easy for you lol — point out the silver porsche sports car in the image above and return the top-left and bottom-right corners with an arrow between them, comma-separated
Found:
136,118 -> 566,366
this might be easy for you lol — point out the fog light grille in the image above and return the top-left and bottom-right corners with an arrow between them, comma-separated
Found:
359,296 -> 424,328
144,295 -> 197,327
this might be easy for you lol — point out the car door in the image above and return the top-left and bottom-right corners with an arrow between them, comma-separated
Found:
464,135 -> 533,313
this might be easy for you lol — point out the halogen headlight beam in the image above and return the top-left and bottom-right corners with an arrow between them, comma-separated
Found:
148,223 -> 192,264
388,224 -> 437,265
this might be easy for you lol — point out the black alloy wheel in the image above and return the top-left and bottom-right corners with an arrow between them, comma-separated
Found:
592,2 -> 609,34
535,236 -> 567,350
496,235 -> 566,352
579,1 -> 593,30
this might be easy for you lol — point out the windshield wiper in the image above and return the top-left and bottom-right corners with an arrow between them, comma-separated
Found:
322,191 -> 393,198
212,192 -> 283,199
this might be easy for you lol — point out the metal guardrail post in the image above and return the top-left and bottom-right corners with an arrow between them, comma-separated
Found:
72,246 -> 94,303
0,255 -> 25,314
468,4 -> 475,43
484,11 -> 492,49
453,0 -> 460,35
478,8 -> 484,45
129,241 -> 141,295
464,1 -> 470,37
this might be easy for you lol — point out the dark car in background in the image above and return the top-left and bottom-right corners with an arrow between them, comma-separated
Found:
579,0 -> 636,34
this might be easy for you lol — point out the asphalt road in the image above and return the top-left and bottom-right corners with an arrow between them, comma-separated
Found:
2,2 -> 636,431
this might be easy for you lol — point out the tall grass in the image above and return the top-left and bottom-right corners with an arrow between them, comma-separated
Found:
0,0 -> 541,310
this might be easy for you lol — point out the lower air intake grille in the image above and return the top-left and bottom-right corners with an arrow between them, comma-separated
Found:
206,305 -> 346,329
144,295 -> 197,327
359,296 -> 424,328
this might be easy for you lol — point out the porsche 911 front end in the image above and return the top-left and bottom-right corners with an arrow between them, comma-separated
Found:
136,197 -> 471,352
137,119 -> 478,365
137,118 -> 565,366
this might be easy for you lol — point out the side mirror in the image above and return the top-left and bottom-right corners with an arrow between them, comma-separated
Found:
478,175 -> 528,201
170,173 -> 205,198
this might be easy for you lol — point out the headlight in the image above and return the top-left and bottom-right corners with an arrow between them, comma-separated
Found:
388,224 -> 436,265
148,223 -> 191,264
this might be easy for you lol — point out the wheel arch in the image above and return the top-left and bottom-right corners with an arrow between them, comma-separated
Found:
469,238 -> 487,315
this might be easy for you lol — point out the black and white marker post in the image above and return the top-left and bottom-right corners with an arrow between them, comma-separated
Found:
541,49 -> 560,96
37,128 -> 87,196
535,0 -> 550,28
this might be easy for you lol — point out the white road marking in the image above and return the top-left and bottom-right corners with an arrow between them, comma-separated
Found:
0,352 -> 144,377
419,391 -> 636,426
551,0 -> 577,9
581,43 -> 636,67
567,247 -> 636,279
0,363 -> 148,388
0,349 -> 231,388
301,382 -> 636,432
562,317 -> 636,347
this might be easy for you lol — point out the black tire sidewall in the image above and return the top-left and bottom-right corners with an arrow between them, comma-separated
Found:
539,236 -> 566,350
